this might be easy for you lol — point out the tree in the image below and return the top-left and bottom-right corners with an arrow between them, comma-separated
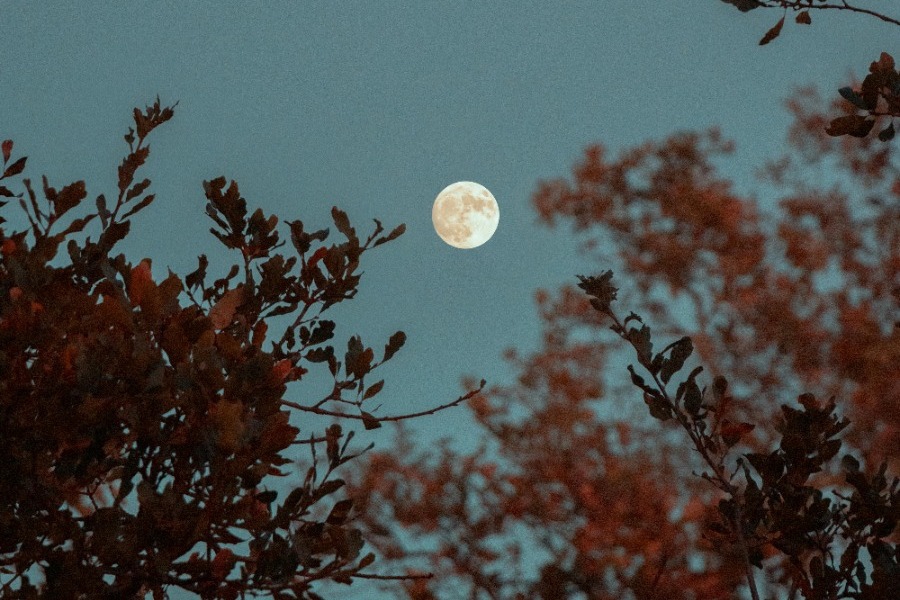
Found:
347,87 -> 898,598
719,2 -> 900,142
0,100 -> 480,599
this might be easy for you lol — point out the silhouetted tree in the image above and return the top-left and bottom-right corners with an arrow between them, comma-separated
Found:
0,100 -> 481,599
348,88 -> 898,599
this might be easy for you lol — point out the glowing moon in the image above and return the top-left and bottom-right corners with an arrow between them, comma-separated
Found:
432,181 -> 499,249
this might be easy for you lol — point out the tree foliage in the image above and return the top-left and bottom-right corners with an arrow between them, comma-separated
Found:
0,100 -> 478,598
719,1 -> 899,142
348,88 -> 898,598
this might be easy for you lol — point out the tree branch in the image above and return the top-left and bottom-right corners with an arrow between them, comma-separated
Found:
281,381 -> 485,424
759,0 -> 900,27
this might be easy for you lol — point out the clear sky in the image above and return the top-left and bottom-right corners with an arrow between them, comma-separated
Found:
1,2 -> 892,597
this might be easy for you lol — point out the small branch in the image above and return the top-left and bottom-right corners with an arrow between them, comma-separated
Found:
604,304 -> 761,599
281,382 -> 485,424
760,0 -> 900,27
352,571 -> 434,581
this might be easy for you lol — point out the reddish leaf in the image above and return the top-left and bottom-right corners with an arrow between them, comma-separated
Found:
759,16 -> 784,46
272,358 -> 292,381
129,259 -> 154,306
209,286 -> 245,331
795,11 -> 811,25
1,140 -> 11,163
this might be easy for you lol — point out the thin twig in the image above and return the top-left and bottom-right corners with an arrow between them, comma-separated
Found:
281,382 -> 485,424
760,0 -> 900,27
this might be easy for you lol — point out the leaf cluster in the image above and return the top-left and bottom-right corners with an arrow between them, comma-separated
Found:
0,100 -> 439,599
720,1 -> 899,142
581,270 -> 899,600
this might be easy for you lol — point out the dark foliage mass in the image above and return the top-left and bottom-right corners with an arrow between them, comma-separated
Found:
0,101 -> 480,598
580,272 -> 898,599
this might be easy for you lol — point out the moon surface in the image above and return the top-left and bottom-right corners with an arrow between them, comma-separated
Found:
432,181 -> 499,249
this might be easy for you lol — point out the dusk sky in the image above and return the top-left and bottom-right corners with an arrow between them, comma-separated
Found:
1,3 -> 892,597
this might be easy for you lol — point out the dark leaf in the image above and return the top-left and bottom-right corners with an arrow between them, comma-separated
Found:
683,379 -> 703,415
878,122 -> 895,142
363,379 -> 385,400
826,115 -> 875,138
627,324 -> 654,368
315,479 -> 346,501
345,335 -> 373,378
712,376 -> 728,402
795,11 -> 811,25
306,347 -> 333,363
627,365 -> 648,391
126,178 -> 151,202
288,219 -> 329,255
255,490 -> 278,504
309,320 -> 336,346
373,223 -> 406,247
185,255 -> 209,291
721,0 -> 761,12
120,194 -> 156,220
99,219 -> 131,252
838,87 -> 868,110
358,552 -> 375,569
332,206 -> 356,241
52,181 -> 87,218
3,156 -> 27,178
577,271 -> 618,313
820,438 -> 841,461
61,215 -> 96,237
643,391 -> 672,422
759,16 -> 785,46
383,330 -> 406,362
326,424 -> 341,467
118,147 -> 149,195
326,499 -> 353,525
660,337 -> 693,384
0,186 -> 13,197
1,139 -> 11,163
841,454 -> 861,473
361,412 -> 382,430
721,421 -> 755,447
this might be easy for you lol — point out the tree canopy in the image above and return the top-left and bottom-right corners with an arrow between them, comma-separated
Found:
0,100 -> 481,599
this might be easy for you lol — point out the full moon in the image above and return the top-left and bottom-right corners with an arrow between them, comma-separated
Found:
432,181 -> 499,249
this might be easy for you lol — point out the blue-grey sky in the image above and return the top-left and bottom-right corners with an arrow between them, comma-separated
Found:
1,1 -> 892,597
